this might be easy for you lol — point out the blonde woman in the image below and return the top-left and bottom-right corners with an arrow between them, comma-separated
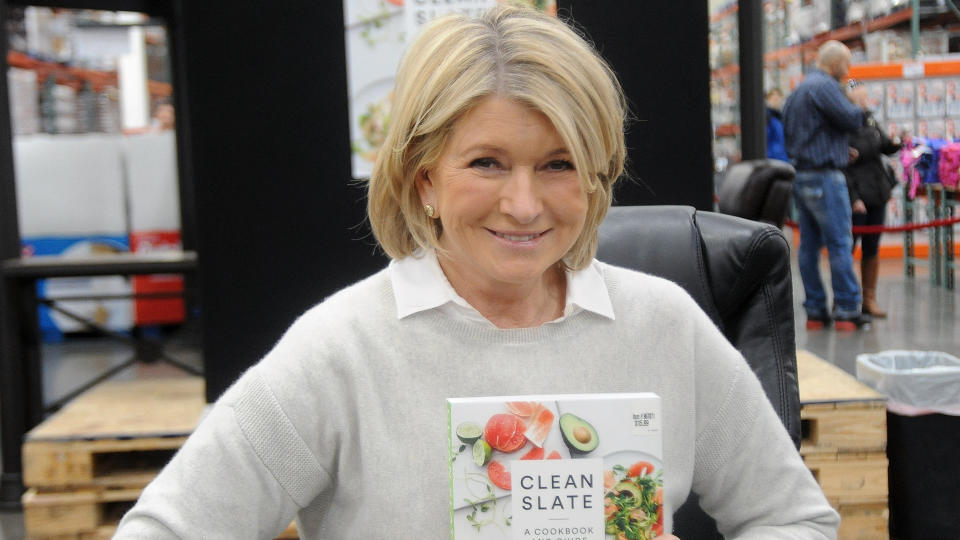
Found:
115,7 -> 838,538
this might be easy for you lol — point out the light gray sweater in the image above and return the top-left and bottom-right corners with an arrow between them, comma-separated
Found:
114,264 -> 839,539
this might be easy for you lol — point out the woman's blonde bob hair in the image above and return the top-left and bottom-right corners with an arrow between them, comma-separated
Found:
367,5 -> 626,270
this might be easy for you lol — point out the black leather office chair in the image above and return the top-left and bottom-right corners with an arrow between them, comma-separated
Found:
596,205 -> 800,539
717,159 -> 796,228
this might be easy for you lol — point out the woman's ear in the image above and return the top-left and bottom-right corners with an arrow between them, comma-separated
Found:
415,169 -> 434,206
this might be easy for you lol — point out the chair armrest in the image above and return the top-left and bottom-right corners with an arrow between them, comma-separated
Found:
696,211 -> 800,448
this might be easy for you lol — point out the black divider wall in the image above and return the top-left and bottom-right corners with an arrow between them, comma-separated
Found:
0,5 -> 18,260
0,2 -> 25,508
178,2 -> 386,401
562,1 -> 713,209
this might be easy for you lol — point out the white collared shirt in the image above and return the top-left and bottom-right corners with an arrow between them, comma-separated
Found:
389,249 -> 615,327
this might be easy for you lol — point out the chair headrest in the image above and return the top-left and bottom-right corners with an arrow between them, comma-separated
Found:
597,206 -> 722,324
597,205 -> 790,328
718,159 -> 796,222
695,211 -> 791,321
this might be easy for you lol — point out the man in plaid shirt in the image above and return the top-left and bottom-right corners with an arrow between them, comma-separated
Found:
783,40 -> 871,331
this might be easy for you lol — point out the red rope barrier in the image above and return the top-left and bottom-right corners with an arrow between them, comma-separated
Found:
784,215 -> 960,234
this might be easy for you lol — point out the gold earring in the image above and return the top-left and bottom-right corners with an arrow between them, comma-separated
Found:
424,204 -> 436,218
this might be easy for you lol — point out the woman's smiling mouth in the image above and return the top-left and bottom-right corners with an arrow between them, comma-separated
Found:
490,230 -> 547,242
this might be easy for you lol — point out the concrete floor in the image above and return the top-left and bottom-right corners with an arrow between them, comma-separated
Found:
794,256 -> 958,376
0,506 -> 22,539
0,253 -> 957,539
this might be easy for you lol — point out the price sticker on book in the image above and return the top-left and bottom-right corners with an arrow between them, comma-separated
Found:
631,407 -> 661,435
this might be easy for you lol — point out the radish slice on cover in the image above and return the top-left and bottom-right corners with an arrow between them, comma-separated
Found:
488,460 -> 511,490
520,446 -> 545,460
484,413 -> 527,453
506,401 -> 538,420
524,406 -> 555,447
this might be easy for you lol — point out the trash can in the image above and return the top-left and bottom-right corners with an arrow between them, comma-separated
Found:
856,351 -> 960,540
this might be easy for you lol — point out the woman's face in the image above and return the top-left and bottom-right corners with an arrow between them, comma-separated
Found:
416,96 -> 588,296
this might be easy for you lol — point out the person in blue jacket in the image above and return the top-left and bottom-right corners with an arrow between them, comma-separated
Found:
765,88 -> 789,162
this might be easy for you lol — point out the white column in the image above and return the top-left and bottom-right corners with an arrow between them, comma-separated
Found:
118,25 -> 149,130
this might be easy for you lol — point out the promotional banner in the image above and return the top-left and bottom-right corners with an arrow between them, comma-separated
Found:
343,0 -> 556,179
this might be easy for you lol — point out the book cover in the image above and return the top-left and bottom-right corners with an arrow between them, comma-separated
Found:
946,79 -> 960,117
887,120 -> 914,140
915,79 -> 945,119
448,393 -> 662,540
865,81 -> 885,122
917,118 -> 945,139
945,117 -> 960,141
885,81 -> 915,120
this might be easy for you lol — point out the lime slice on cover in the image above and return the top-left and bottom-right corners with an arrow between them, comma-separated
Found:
456,422 -> 483,444
473,439 -> 492,467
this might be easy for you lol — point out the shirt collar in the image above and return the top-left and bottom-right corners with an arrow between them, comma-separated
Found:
389,249 -> 615,322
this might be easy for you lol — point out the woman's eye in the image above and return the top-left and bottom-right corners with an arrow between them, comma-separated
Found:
470,158 -> 499,169
546,160 -> 575,172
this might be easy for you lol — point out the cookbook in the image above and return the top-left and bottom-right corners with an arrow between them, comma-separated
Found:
447,393 -> 663,540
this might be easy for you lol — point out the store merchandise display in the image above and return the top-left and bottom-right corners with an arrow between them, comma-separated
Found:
7,53 -> 124,136
13,134 -> 133,337
710,1 -> 957,169
710,1 -> 959,274
6,66 -> 38,134
5,7 -> 169,136
861,74 -> 960,192
13,132 -> 185,339
6,7 -> 184,339
124,132 -> 186,326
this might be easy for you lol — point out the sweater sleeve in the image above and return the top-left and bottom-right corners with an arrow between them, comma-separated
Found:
879,128 -> 902,155
687,303 -> 840,539
113,367 -> 331,539
845,170 -> 862,205
811,78 -> 864,134
849,124 -> 880,162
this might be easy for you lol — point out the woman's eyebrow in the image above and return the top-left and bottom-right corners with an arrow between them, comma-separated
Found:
459,143 -> 504,155
458,144 -> 571,157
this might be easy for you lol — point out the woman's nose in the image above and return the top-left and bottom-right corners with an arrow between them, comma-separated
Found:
499,169 -> 542,224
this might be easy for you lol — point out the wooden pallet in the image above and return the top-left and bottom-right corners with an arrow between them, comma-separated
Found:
23,436 -> 187,490
800,400 -> 887,455
23,486 -> 299,540
836,502 -> 889,540
797,350 -> 887,455
804,451 -> 889,506
23,486 -> 139,538
23,377 -> 206,489
20,377 -> 299,539
796,351 -> 889,540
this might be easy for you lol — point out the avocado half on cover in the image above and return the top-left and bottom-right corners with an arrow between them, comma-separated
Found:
559,413 -> 599,454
